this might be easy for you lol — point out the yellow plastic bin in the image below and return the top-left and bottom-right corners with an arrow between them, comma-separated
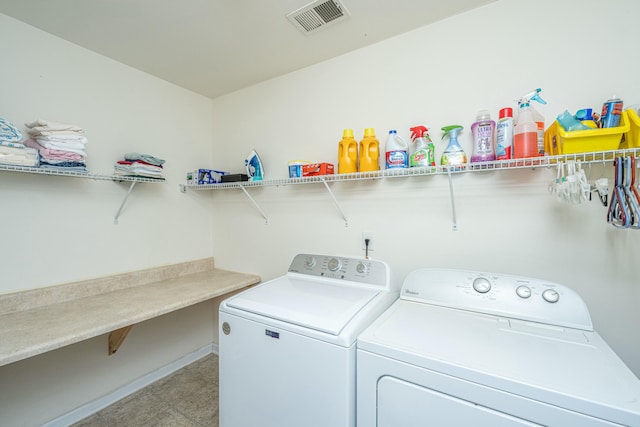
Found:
545,110 -> 629,155
621,108 -> 640,149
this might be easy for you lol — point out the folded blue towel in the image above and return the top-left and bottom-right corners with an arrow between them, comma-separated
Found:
124,152 -> 165,166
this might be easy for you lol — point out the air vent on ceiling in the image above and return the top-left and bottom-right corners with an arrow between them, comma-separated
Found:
287,0 -> 350,34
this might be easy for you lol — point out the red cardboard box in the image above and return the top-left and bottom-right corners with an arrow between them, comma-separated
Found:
302,163 -> 334,176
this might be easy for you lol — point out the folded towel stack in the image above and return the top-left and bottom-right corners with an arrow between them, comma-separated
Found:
25,119 -> 89,173
0,117 -> 38,167
114,152 -> 165,180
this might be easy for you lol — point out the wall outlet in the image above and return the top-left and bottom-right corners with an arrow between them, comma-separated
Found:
362,232 -> 374,251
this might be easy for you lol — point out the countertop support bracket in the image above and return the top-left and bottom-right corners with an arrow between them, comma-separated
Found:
321,178 -> 349,227
108,325 -> 134,355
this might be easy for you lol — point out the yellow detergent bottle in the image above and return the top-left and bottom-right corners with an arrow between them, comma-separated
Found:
358,128 -> 380,172
338,129 -> 358,174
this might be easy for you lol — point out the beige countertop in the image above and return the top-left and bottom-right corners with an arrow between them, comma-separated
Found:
0,259 -> 261,367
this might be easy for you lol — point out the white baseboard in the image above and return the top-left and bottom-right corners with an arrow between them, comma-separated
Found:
43,343 -> 217,427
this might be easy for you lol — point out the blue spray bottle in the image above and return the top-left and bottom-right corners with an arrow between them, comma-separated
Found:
441,125 -> 467,166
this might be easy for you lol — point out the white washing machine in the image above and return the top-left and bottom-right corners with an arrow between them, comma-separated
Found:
357,268 -> 640,427
219,253 -> 398,427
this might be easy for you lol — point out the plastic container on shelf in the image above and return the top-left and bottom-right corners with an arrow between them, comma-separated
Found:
621,108 -> 640,149
359,127 -> 380,172
545,110 -> 629,155
338,129 -> 358,174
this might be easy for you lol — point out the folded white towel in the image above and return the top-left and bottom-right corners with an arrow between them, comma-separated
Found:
25,119 -> 83,133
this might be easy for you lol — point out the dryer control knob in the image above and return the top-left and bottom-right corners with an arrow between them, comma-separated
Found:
516,285 -> 532,299
356,262 -> 367,274
472,277 -> 491,293
542,289 -> 560,303
328,257 -> 342,272
304,256 -> 317,268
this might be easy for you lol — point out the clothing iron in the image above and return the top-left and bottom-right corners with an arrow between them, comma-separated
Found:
245,149 -> 264,181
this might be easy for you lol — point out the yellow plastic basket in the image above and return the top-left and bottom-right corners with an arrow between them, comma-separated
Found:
621,108 -> 640,149
545,110 -> 629,155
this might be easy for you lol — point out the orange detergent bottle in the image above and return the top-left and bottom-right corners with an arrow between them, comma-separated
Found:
358,128 -> 380,172
338,129 -> 358,174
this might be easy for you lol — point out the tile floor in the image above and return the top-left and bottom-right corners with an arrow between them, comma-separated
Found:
73,353 -> 219,427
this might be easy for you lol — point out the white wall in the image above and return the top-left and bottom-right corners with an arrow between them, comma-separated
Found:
1,1 -> 639,425
209,0 -> 640,378
0,13 -> 218,427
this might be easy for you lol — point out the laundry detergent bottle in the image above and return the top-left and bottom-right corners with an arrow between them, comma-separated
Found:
409,125 -> 435,167
338,128 -> 358,174
359,127 -> 380,172
384,129 -> 408,169
470,110 -> 496,163
441,125 -> 467,166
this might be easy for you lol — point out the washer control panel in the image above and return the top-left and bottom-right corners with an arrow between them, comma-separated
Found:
288,254 -> 391,289
401,269 -> 593,330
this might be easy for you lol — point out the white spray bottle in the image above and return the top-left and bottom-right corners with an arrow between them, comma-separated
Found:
515,88 -> 547,156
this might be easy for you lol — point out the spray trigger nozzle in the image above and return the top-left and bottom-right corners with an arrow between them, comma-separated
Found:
516,87 -> 547,108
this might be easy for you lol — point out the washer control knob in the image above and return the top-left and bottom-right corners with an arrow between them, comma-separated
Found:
327,257 -> 342,272
472,277 -> 491,294
356,262 -> 367,274
542,289 -> 560,303
304,256 -> 317,268
516,285 -> 532,299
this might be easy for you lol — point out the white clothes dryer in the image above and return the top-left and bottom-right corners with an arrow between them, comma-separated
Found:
219,254 -> 398,427
357,268 -> 640,427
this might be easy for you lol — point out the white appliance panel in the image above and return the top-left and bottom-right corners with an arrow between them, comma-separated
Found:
225,276 -> 380,335
358,350 -> 621,427
220,312 -> 354,427
358,299 -> 640,417
377,376 -> 538,427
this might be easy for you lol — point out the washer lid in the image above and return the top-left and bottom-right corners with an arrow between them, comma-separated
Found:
226,276 -> 380,335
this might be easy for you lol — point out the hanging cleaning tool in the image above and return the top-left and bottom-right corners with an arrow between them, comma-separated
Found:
338,129 -> 358,174
245,149 -> 264,181
358,128 -> 380,172
470,110 -> 496,163
440,125 -> 466,167
515,88 -> 547,156
384,129 -> 409,169
409,125 -> 435,168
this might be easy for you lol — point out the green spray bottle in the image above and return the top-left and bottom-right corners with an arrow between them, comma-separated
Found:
441,125 -> 467,166
409,125 -> 435,167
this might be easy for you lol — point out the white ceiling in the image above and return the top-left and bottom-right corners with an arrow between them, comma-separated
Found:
0,0 -> 494,99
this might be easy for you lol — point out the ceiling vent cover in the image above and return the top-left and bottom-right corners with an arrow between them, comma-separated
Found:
287,0 -> 350,34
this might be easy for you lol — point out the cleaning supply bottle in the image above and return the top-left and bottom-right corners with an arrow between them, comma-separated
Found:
409,125 -> 435,167
441,125 -> 466,166
470,110 -> 496,162
515,88 -> 547,156
495,107 -> 514,160
359,128 -> 380,172
513,102 -> 538,158
338,129 -> 358,174
384,129 -> 408,169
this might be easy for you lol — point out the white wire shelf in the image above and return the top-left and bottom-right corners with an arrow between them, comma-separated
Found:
0,163 -> 166,183
0,163 -> 165,223
180,147 -> 640,229
183,148 -> 640,191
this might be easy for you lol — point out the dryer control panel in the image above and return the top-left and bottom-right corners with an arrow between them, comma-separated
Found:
288,254 -> 392,290
401,268 -> 593,331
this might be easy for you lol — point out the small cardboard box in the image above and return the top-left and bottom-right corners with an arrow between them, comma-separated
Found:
302,163 -> 334,177
189,169 -> 228,184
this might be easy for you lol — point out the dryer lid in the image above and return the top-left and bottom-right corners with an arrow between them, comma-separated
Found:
226,276 -> 380,335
